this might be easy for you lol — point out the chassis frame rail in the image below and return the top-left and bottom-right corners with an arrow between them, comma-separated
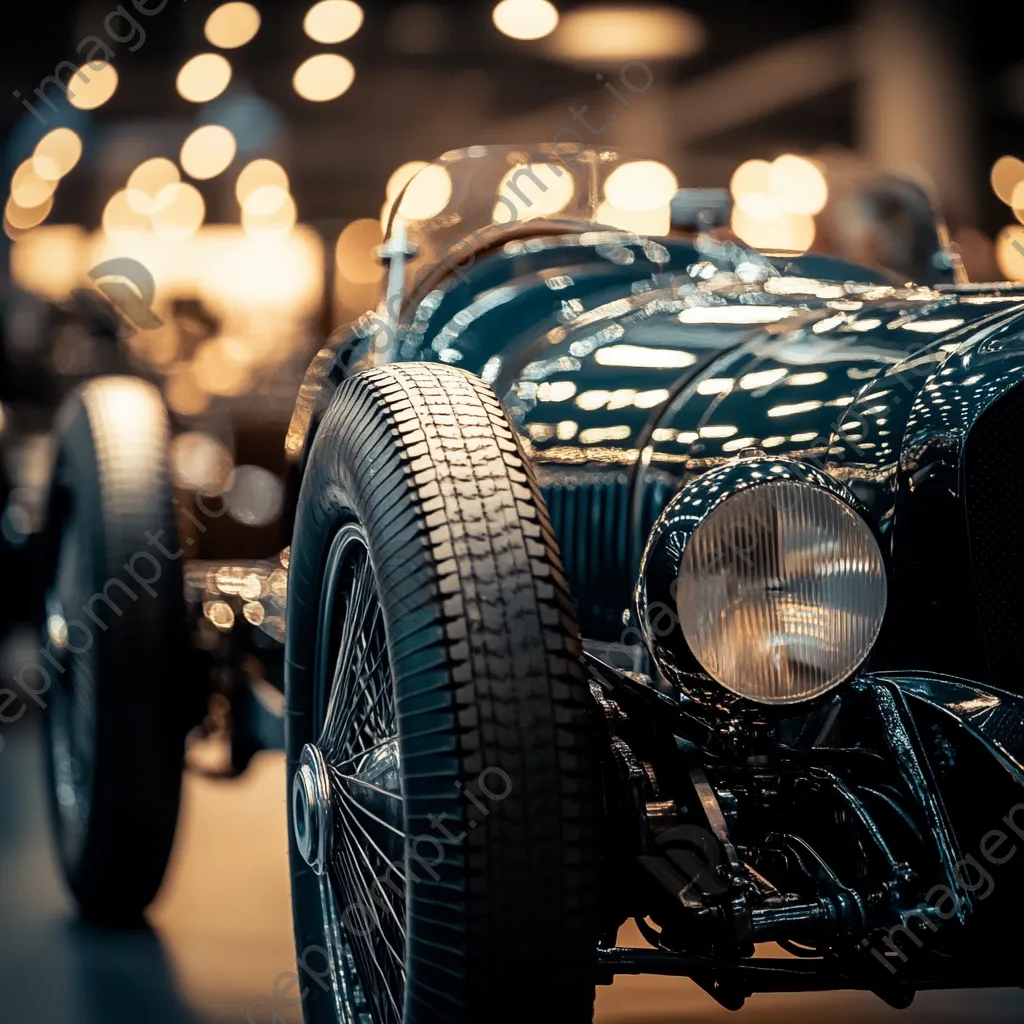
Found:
597,946 -> 1023,1009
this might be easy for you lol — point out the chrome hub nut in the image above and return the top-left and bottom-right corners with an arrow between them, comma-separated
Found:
293,743 -> 332,876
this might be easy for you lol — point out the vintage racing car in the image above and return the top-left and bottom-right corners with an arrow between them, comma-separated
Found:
31,144 -> 1024,1023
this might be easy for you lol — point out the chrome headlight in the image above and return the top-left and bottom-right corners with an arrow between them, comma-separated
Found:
638,460 -> 887,705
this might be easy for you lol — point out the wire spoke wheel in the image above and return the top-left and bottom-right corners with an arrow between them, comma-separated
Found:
293,523 -> 406,1023
286,363 -> 603,1024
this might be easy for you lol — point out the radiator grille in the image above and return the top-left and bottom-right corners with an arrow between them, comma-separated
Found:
539,469 -> 670,640
964,385 -> 1024,688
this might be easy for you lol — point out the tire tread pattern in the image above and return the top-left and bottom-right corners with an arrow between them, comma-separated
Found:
45,376 -> 185,921
286,363 -> 603,1024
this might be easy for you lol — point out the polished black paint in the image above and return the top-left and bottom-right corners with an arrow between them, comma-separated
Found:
306,236 -> 905,635
288,217 -> 1024,1004
625,288 -> 1024,688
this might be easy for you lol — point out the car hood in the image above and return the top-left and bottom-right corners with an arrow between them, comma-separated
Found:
506,279 -> 1024,489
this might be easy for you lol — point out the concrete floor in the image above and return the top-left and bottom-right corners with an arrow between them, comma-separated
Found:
1,719 -> 1021,1023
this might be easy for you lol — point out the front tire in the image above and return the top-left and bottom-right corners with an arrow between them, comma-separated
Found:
286,363 -> 604,1023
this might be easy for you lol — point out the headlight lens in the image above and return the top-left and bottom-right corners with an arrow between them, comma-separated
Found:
676,480 -> 886,704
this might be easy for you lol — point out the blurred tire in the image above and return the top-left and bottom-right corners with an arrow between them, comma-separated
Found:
40,376 -> 186,922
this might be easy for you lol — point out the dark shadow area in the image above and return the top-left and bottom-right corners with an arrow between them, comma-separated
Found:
0,719 -> 211,1024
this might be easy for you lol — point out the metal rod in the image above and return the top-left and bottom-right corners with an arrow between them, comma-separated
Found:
596,946 -> 1021,993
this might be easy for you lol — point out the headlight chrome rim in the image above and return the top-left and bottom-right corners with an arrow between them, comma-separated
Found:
637,458 -> 888,707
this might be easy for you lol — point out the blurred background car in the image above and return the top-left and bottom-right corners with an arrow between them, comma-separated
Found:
2,2 -> 1023,1022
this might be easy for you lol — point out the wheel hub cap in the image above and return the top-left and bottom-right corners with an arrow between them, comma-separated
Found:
294,743 -> 332,875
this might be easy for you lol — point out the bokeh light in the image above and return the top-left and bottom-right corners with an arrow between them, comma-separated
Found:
991,156 -> 1024,206
495,162 -> 575,221
166,365 -> 211,416
171,432 -> 234,490
303,1 -> 364,44
769,154 -> 829,216
32,128 -> 83,182
236,158 -> 290,208
176,53 -> 233,103
11,160 -> 56,208
996,226 -> 1024,280
243,184 -> 290,216
242,192 -> 297,236
5,194 -> 53,231
547,5 -> 705,62
596,202 -> 670,235
732,205 -> 816,252
604,160 -> 678,212
68,62 -> 118,110
193,336 -> 254,396
102,190 -> 150,238
180,124 -> 237,179
396,164 -> 452,220
126,158 -> 181,215
731,154 -> 828,226
335,218 -> 384,283
7,225 -> 86,291
293,54 -> 355,102
730,159 -> 773,214
381,161 -> 428,229
1013,182 -> 1024,225
386,161 -> 429,199
150,182 -> 206,240
492,0 -> 560,41
2,214 -> 29,242
226,465 -> 284,526
205,2 -> 261,48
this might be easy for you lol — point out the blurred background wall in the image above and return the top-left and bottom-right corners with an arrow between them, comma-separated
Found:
2,0 -> 1023,335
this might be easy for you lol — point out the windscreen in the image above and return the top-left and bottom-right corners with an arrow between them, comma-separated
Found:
381,143 -> 956,304
382,144 -> 679,298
